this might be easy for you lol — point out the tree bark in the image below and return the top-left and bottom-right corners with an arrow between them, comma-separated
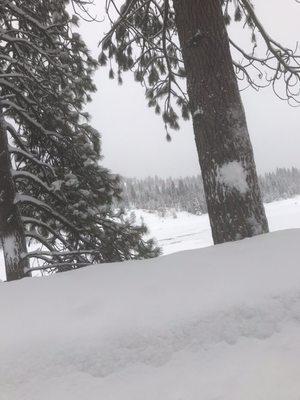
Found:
0,112 -> 28,281
173,0 -> 269,244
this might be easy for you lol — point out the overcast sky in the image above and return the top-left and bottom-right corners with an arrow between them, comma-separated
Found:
79,0 -> 300,178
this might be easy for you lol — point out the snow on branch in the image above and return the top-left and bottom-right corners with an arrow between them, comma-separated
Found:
1,101 -> 63,139
26,262 -> 91,274
15,194 -> 80,233
9,146 -> 55,175
12,170 -> 55,194
21,217 -> 70,249
25,249 -> 101,259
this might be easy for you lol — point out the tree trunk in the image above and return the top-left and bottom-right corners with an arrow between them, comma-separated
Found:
0,112 -> 28,281
173,0 -> 269,244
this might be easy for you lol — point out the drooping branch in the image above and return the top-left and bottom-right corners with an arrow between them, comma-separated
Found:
100,0 -> 300,138
100,0 -> 189,135
228,0 -> 300,103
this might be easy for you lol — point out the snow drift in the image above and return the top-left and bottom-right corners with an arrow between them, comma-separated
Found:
1,229 -> 300,399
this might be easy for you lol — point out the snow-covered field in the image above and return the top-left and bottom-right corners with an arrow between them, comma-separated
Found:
1,197 -> 300,399
134,196 -> 300,254
1,229 -> 300,399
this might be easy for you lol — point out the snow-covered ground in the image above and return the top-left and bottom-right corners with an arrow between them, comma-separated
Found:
1,229 -> 300,399
134,196 -> 300,254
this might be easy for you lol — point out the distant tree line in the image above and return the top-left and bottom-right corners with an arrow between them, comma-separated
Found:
121,168 -> 300,215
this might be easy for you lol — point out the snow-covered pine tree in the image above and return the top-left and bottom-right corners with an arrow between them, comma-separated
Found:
98,0 -> 300,244
0,0 -> 159,280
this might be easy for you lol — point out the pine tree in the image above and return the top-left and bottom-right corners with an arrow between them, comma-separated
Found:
98,0 -> 300,244
0,0 -> 159,280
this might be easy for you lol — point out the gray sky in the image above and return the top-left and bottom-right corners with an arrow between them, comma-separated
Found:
80,0 -> 300,178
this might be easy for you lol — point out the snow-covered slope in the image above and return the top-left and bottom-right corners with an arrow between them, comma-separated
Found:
1,229 -> 300,399
135,196 -> 300,254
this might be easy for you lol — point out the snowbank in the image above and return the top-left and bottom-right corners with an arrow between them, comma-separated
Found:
1,229 -> 300,399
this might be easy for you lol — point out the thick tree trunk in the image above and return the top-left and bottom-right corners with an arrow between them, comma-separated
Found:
173,0 -> 269,244
0,112 -> 28,281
